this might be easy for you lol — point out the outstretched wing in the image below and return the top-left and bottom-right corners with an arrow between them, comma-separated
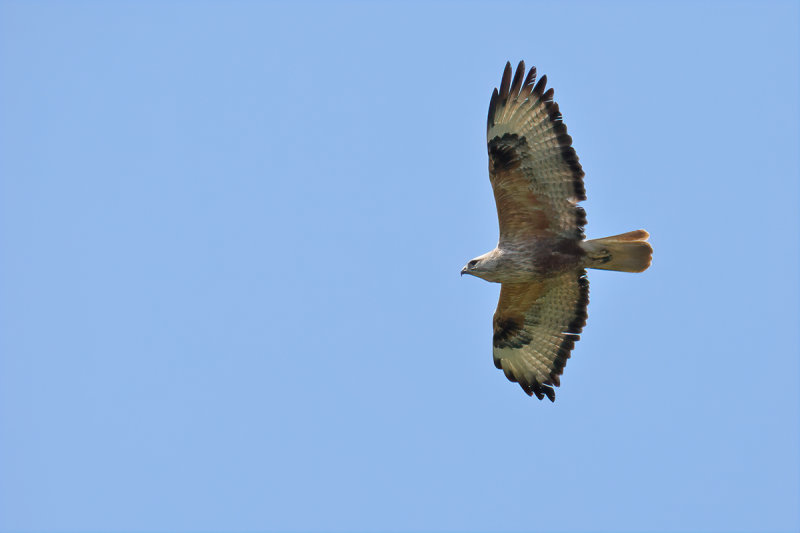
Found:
487,61 -> 586,244
492,269 -> 589,401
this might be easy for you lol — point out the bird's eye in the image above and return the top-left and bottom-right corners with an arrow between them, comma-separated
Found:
468,260 -> 479,269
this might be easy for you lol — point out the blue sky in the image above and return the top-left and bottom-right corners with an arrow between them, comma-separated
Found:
1,1 -> 798,532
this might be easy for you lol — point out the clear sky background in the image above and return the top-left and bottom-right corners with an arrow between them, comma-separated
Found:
1,1 -> 798,532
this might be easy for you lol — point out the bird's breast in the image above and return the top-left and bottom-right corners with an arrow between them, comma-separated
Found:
495,239 -> 584,282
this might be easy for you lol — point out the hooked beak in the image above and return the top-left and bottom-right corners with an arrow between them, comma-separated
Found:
460,267 -> 467,276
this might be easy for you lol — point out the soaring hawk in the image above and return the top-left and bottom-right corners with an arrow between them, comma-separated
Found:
461,61 -> 652,401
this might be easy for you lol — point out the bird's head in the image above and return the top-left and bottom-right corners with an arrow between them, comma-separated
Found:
461,251 -> 497,280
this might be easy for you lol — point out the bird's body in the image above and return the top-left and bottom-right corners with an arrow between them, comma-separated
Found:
462,61 -> 652,401
466,237 -> 583,283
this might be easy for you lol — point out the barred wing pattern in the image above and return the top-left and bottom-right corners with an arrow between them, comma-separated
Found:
487,61 -> 587,243
492,270 -> 589,401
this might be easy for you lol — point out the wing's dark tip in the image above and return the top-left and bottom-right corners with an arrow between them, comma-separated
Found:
523,66 -> 537,89
520,379 -> 555,401
532,74 -> 548,98
543,385 -> 556,402
487,88 -> 499,134
496,355 -> 559,401
500,362 -> 560,401
509,61 -> 525,97
548,102 -> 562,122
499,62 -> 512,100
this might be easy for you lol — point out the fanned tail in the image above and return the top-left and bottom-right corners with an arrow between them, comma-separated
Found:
581,230 -> 652,273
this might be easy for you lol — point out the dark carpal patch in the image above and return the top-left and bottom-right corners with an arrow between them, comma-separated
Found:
488,133 -> 527,173
493,316 -> 524,348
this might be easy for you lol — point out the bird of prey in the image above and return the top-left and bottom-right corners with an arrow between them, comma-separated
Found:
461,61 -> 652,401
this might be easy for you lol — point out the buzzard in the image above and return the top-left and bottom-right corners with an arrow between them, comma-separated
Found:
461,61 -> 652,401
